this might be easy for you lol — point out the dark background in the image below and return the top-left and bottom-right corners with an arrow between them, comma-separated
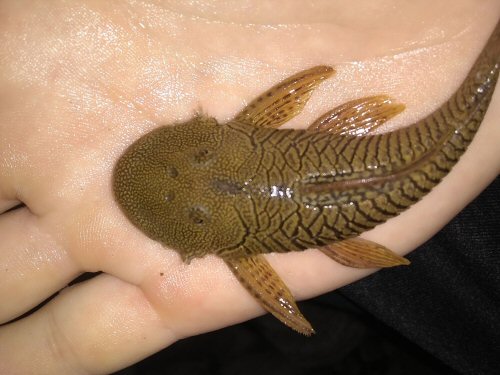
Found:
115,177 -> 499,375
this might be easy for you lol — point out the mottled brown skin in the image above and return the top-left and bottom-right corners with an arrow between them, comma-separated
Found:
113,21 -> 500,334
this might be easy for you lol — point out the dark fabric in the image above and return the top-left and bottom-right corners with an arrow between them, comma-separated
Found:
340,176 -> 500,375
116,177 -> 499,375
117,294 -> 454,375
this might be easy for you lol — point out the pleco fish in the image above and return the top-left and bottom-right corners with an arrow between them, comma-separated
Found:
113,21 -> 500,335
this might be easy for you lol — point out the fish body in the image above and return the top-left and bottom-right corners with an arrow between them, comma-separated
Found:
113,21 -> 500,334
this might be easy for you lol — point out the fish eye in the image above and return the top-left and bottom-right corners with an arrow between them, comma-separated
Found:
188,205 -> 210,225
192,148 -> 214,164
165,165 -> 178,178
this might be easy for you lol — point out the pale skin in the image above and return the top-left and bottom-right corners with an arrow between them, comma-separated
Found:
0,1 -> 499,374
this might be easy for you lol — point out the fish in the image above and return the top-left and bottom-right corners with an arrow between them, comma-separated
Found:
113,20 -> 500,335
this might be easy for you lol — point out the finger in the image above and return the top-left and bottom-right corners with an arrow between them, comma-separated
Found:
0,250 -> 359,375
0,207 -> 80,323
0,274 -> 175,375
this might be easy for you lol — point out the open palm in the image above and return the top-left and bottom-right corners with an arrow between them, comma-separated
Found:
1,1 -> 499,374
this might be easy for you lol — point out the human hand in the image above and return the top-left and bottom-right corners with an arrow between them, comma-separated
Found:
1,1 -> 499,374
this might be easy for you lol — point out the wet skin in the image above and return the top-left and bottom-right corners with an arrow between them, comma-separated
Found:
113,21 -> 500,334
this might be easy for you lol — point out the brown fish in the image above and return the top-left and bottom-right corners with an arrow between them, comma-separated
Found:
113,21 -> 500,335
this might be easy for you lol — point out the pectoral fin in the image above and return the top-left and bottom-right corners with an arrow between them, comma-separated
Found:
232,65 -> 335,128
320,237 -> 410,268
223,253 -> 315,335
308,95 -> 405,136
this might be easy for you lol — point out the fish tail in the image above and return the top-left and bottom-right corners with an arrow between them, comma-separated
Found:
394,20 -> 500,195
298,20 -> 500,240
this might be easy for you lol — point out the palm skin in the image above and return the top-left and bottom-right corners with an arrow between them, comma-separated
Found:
0,1 -> 499,374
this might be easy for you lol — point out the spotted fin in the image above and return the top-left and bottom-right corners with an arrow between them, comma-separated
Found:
223,253 -> 315,335
320,237 -> 410,268
308,95 -> 405,135
232,65 -> 335,128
